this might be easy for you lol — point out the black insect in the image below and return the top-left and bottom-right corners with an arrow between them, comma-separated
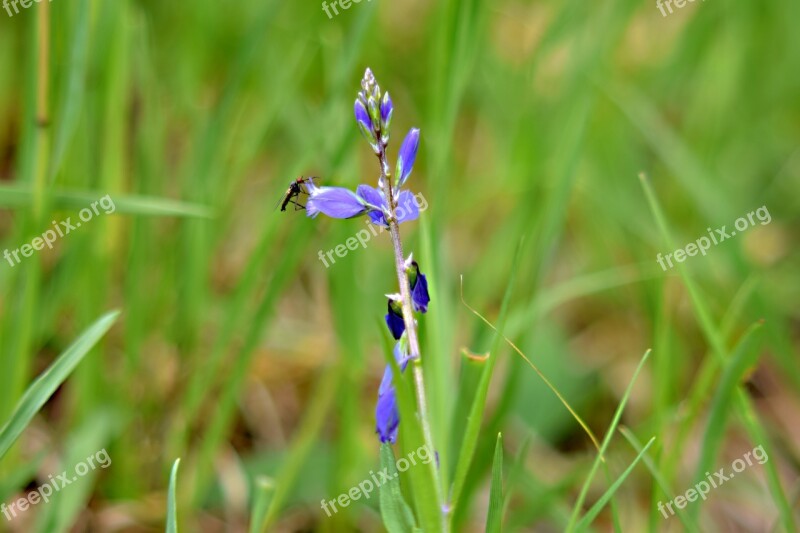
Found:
277,177 -> 318,212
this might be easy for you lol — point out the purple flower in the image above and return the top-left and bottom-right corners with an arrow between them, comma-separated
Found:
376,341 -> 411,444
405,254 -> 431,313
395,128 -> 420,188
411,269 -> 429,313
405,256 -> 430,313
375,386 -> 399,444
356,185 -> 420,228
385,297 -> 405,340
305,186 -> 369,219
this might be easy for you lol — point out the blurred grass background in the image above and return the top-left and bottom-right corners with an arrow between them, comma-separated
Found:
0,0 -> 798,531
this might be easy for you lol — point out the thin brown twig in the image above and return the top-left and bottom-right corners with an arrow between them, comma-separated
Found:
459,275 -> 604,458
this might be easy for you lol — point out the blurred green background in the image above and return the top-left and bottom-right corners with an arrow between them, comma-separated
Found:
0,0 -> 798,531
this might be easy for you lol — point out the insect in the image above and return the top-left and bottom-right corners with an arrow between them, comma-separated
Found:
277,177 -> 319,212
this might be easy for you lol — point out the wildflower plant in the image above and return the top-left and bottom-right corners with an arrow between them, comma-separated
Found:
307,69 -> 446,531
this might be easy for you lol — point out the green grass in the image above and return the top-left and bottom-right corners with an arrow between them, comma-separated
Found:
0,0 -> 798,530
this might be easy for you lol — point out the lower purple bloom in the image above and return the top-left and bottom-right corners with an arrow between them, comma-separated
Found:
375,385 -> 399,444
375,342 -> 411,444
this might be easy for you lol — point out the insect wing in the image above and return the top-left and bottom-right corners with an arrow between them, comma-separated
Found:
275,187 -> 292,211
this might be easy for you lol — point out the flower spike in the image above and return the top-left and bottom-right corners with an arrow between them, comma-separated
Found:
305,68 -> 433,448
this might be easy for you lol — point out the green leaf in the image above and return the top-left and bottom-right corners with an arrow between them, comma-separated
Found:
485,432 -> 504,533
0,310 -> 120,460
379,443 -> 418,533
575,436 -> 656,531
166,458 -> 181,533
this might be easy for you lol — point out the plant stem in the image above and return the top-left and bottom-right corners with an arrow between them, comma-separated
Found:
376,145 -> 445,516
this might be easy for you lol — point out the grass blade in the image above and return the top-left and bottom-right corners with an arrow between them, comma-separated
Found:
379,443 -> 418,533
259,368 -> 341,531
693,322 -> 763,489
575,436 -> 656,531
640,173 -> 795,530
485,432 -> 504,533
566,349 -> 652,531
618,427 -> 700,533
166,458 -> 180,533
0,310 -> 120,460
0,186 -> 213,218
249,477 -> 274,533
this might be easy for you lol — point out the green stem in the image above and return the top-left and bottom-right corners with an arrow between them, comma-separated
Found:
376,143 -> 445,521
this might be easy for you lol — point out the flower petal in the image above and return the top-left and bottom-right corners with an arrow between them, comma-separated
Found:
411,271 -> 429,313
354,99 -> 378,151
354,99 -> 373,132
385,300 -> 405,340
405,259 -> 430,313
368,211 -> 387,227
378,365 -> 394,396
305,186 -> 367,219
375,388 -> 399,443
356,184 -> 385,208
379,341 -> 411,396
375,342 -> 411,444
380,92 -> 393,141
381,92 -> 393,125
356,184 -> 388,226
395,128 -> 420,188
395,190 -> 420,224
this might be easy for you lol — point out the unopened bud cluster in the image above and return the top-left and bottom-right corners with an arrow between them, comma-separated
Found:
355,68 -> 393,155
